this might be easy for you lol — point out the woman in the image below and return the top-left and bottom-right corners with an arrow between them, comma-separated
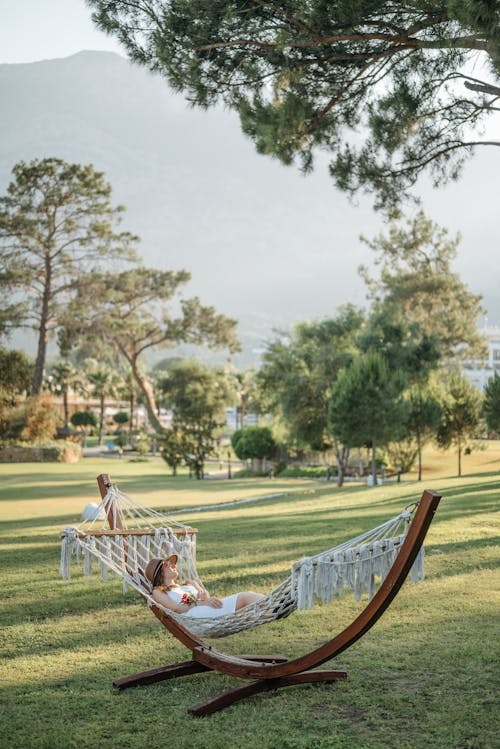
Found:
145,554 -> 264,618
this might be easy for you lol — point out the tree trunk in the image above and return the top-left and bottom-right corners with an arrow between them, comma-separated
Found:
98,394 -> 105,445
63,390 -> 69,428
128,355 -> 165,435
128,388 -> 135,442
371,439 -> 377,485
32,255 -> 52,395
333,437 -> 349,488
457,435 -> 462,477
417,428 -> 422,481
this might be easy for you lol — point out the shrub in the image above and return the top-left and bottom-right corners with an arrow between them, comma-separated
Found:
112,411 -> 129,426
1,393 -> 59,442
277,466 -> 330,478
135,433 -> 151,455
231,426 -> 276,461
0,440 -> 81,463
71,411 -> 97,430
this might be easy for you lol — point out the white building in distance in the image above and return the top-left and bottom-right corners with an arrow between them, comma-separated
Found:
462,326 -> 500,391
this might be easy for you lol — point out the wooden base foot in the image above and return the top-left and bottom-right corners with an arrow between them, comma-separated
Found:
189,669 -> 348,717
113,660 -> 209,689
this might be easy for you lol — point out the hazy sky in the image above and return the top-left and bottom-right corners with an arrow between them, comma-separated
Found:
1,0 -> 121,63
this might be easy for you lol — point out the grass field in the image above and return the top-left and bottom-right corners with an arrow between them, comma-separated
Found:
0,444 -> 499,749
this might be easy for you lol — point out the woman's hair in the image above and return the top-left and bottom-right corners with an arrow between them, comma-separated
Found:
156,582 -> 175,591
156,578 -> 193,592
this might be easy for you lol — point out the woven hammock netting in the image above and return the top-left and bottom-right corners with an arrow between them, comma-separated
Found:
60,485 -> 425,638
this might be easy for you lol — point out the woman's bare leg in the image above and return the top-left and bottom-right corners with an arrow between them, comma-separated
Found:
235,591 -> 265,610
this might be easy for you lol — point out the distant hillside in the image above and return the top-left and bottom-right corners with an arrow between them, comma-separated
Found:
0,51 -> 497,365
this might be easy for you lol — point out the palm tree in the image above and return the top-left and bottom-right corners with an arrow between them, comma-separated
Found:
117,370 -> 138,445
46,360 -> 84,429
87,367 -> 120,445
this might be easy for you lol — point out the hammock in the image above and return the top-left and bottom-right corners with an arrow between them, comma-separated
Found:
60,481 -> 424,638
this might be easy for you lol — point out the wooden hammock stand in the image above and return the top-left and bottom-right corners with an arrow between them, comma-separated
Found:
97,474 -> 441,717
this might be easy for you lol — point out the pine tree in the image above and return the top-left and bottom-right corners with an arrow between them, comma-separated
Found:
87,0 -> 500,212
0,158 -> 138,394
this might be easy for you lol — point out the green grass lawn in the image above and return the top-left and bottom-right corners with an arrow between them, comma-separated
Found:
0,448 -> 499,749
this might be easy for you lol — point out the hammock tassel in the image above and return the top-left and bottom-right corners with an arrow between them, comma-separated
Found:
59,527 -> 77,580
345,548 -> 356,593
99,535 -> 111,581
75,538 -> 82,567
296,558 -> 315,610
83,536 -> 96,576
381,539 -> 395,579
333,550 -> 346,598
411,546 -> 425,583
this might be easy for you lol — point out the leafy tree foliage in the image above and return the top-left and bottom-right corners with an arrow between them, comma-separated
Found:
360,211 -> 486,360
2,392 -> 59,443
60,268 -> 239,434
0,158 -> 138,394
483,372 -> 500,434
160,426 -> 188,475
0,347 -> 32,399
112,411 -> 129,426
88,0 -> 500,211
435,369 -> 483,476
359,301 -> 441,383
385,437 -> 419,475
328,351 -> 408,483
70,411 -> 96,448
231,425 -> 276,462
158,359 -> 233,478
256,306 -> 363,484
70,410 -> 97,429
0,348 -> 34,439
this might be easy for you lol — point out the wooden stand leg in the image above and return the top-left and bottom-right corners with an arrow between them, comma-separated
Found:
113,655 -> 287,690
189,669 -> 348,717
113,660 -> 209,689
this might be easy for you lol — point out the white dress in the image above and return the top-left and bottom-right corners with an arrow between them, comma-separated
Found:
167,583 -> 239,619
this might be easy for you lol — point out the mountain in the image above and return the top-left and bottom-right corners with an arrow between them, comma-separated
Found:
0,51 -> 498,364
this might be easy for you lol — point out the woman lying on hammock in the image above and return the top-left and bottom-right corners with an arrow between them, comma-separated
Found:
145,554 -> 264,619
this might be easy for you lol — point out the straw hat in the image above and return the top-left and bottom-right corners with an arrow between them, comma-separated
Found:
144,554 -> 178,587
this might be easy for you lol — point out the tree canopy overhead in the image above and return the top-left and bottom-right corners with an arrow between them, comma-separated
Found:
88,0 -> 500,211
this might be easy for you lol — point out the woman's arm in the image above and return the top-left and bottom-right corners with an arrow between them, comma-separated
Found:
151,588 -> 194,614
189,580 -> 210,601
188,581 -> 223,608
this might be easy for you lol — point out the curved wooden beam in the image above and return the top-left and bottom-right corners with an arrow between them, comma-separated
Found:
191,490 -> 441,679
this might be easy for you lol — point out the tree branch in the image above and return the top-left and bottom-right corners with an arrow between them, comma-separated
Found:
464,80 -> 500,97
